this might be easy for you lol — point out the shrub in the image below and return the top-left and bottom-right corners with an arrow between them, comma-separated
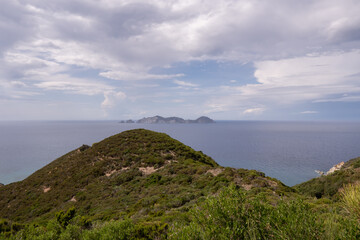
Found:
353,160 -> 360,169
341,183 -> 360,221
0,220 -> 11,235
55,207 -> 76,228
169,185 -> 270,239
59,224 -> 82,240
114,169 -> 142,185
0,219 -> 24,238
268,199 -> 323,239
169,185 -> 324,240
82,219 -> 135,240
145,174 -> 162,187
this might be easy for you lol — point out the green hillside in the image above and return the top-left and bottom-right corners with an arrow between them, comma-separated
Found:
0,129 -> 289,224
1,129 -> 359,239
295,157 -> 360,199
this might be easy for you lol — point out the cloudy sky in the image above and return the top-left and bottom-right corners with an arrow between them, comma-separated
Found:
1,0 -> 360,120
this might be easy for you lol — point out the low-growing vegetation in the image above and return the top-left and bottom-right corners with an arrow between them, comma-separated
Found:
2,184 -> 360,239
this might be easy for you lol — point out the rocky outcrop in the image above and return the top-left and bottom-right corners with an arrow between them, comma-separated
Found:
120,119 -> 135,123
326,161 -> 344,174
315,161 -> 345,176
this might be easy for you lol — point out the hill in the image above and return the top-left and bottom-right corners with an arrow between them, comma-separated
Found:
295,157 -> 360,199
0,129 -> 288,224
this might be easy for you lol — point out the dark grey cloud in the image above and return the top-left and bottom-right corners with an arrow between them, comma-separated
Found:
9,0 -> 358,69
5,0 -> 359,63
101,3 -> 165,38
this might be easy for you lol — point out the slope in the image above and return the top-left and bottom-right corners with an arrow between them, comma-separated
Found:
295,157 -> 360,199
0,129 -> 291,224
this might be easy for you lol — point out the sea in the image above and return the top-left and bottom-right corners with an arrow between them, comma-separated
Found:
1,121 -> 360,186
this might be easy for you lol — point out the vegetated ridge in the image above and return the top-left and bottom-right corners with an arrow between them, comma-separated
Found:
0,129 -> 287,224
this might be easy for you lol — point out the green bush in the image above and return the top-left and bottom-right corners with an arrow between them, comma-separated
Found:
82,220 -> 135,240
11,224 -> 58,240
0,219 -> 24,238
145,174 -> 162,187
268,199 -> 323,239
0,220 -> 11,235
169,185 -> 324,240
352,160 -> 360,169
341,183 -> 360,221
59,224 -> 82,240
114,169 -> 142,185
55,207 -> 76,228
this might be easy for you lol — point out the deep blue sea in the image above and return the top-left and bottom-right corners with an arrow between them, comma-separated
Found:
1,121 -> 360,186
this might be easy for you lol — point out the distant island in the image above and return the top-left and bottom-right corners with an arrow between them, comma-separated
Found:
120,115 -> 215,124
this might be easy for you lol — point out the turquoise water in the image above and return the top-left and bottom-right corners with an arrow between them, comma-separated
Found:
1,121 -> 360,186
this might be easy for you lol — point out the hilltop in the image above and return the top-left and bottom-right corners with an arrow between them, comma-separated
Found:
0,129 -> 288,224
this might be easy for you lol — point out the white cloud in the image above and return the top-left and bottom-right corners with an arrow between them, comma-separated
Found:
254,50 -> 360,87
10,81 -> 27,88
314,95 -> 360,103
243,108 -> 265,115
100,71 -> 184,81
301,111 -> 318,114
34,79 -> 112,96
252,50 -> 360,102
205,50 -> 360,114
173,80 -> 198,87
101,91 -> 127,109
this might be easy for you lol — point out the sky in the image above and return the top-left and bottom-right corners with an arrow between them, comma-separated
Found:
1,0 -> 360,121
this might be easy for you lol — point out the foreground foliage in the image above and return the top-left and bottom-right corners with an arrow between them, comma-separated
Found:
341,183 -> 360,222
2,184 -> 360,239
170,185 -> 360,240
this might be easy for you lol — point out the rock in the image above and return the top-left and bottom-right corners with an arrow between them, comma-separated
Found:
326,162 -> 344,175
316,162 -> 345,177
43,186 -> 51,193
206,168 -> 224,176
119,120 -> 134,123
79,144 -> 90,152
